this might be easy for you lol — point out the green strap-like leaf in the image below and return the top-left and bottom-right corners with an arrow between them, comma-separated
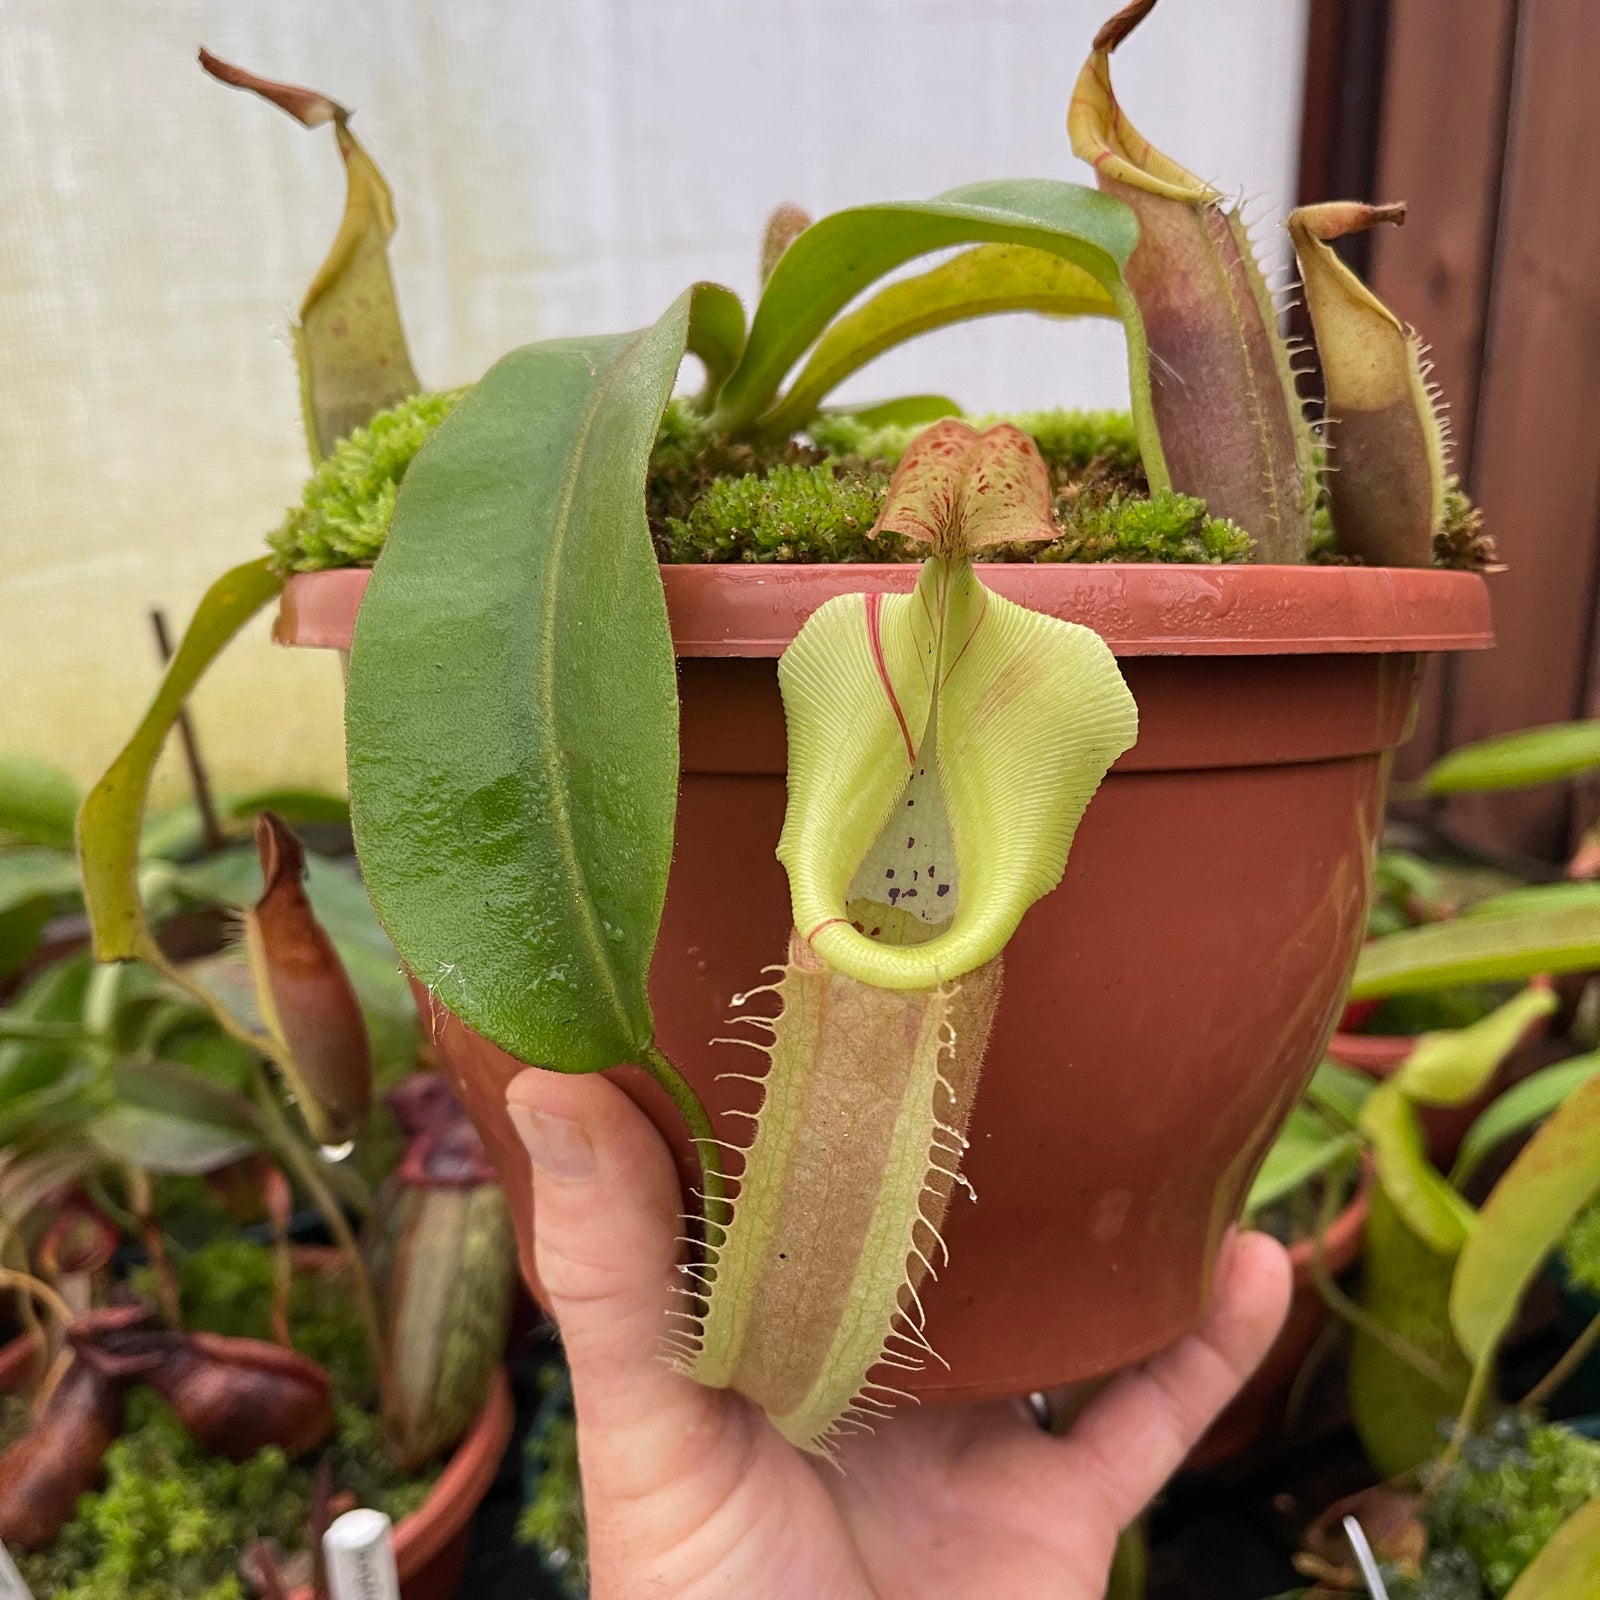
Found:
348,285 -> 741,1070
1350,902 -> 1600,998
757,243 -> 1116,438
1391,984 -> 1557,1108
1503,1494 -> 1600,1600
706,180 -> 1168,489
1464,881 -> 1600,921
1452,1052 -> 1600,1186
78,558 -> 285,970
1422,720 -> 1600,796
1451,1069 -> 1600,1364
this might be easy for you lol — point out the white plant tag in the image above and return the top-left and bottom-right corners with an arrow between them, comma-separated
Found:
0,1542 -> 34,1600
324,1508 -> 400,1600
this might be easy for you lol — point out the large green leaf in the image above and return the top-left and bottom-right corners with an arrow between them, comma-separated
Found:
1422,721 -> 1600,796
0,755 -> 82,848
347,286 -> 740,1071
1452,1052 -> 1600,1185
1350,903 -> 1600,998
705,180 -> 1167,487
757,242 -> 1116,437
1503,1494 -> 1600,1600
1391,985 -> 1557,1108
78,557 -> 285,971
1451,1069 -> 1600,1364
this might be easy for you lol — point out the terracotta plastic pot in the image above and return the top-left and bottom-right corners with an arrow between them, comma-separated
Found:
1327,975 -> 1553,1165
0,1333 -> 511,1600
1185,1170 -> 1373,1472
279,561 -> 1490,1402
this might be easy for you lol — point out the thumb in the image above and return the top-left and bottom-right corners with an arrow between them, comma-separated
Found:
505,1068 -> 718,1484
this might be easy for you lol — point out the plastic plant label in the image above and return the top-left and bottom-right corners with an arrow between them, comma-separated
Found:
324,1508 -> 399,1600
0,1543 -> 34,1600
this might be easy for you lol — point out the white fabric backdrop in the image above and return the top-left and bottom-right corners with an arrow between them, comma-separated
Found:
0,0 -> 1309,801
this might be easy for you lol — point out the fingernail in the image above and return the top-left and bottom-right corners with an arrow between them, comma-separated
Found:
508,1102 -> 595,1181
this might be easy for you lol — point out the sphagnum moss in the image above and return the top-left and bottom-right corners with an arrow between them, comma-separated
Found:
265,392 -> 1483,574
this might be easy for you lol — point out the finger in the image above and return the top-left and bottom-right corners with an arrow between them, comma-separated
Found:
507,1068 -> 723,1487
1055,1230 -> 1292,1528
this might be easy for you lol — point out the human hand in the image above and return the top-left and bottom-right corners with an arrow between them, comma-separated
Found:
507,1067 -> 1292,1600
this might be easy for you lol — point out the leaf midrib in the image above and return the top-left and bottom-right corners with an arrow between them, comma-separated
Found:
531,333 -> 652,1057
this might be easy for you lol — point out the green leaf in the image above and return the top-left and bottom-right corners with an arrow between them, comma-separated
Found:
1350,1184 -> 1475,1479
0,846 -> 83,976
1305,1058 -> 1377,1128
1360,1082 -> 1475,1254
78,557 -> 284,971
1451,1069 -> 1600,1364
1246,1103 -> 1361,1215
1391,985 -> 1557,1108
111,1055 -> 260,1135
821,395 -> 962,429
89,1103 -> 257,1175
0,755 -> 82,848
758,243 -> 1116,437
347,286 -> 740,1071
707,180 -> 1167,488
1453,1052 -> 1600,1186
1423,721 -> 1600,796
1503,1493 -> 1600,1600
1350,902 -> 1600,998
222,788 -> 352,829
1464,881 -> 1600,921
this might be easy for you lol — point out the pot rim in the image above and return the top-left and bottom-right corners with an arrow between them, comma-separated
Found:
274,562 -> 1493,660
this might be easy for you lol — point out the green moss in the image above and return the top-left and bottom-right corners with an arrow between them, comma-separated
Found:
1435,478 -> 1496,572
267,392 -> 1255,572
1562,1200 -> 1600,1297
24,1241 -> 434,1599
133,1239 -> 373,1407
1427,1418 -> 1600,1596
807,407 -> 1141,477
269,390 -> 465,573
1039,489 -> 1251,565
654,461 -> 896,564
